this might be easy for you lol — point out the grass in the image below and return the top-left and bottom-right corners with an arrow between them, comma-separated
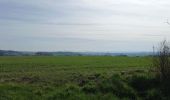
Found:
0,56 -> 154,100
0,56 -> 151,83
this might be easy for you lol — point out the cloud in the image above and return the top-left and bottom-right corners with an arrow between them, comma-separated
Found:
0,0 -> 170,51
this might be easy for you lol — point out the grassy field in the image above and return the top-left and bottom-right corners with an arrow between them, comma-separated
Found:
0,56 -> 151,82
0,56 -> 157,100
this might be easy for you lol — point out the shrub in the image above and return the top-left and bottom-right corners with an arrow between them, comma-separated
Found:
82,82 -> 97,93
153,40 -> 170,96
98,75 -> 137,99
145,89 -> 163,100
128,75 -> 157,92
153,40 -> 170,82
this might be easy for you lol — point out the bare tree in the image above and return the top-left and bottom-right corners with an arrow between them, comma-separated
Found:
153,40 -> 170,82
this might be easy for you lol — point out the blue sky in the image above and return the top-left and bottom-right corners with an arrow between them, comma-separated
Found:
0,0 -> 170,52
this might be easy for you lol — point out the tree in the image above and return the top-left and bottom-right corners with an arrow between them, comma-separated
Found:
153,40 -> 170,82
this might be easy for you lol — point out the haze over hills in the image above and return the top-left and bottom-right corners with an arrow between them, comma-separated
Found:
0,50 -> 153,56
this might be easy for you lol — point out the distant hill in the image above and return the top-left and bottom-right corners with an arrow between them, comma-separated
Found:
0,50 -> 34,56
0,50 -> 153,56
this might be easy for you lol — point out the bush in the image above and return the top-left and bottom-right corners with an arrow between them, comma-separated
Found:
82,82 -> 97,93
153,40 -> 170,96
153,40 -> 170,82
128,75 -> 158,92
98,75 -> 137,99
146,89 -> 163,100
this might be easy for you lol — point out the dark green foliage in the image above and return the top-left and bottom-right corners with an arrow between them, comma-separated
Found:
145,89 -> 163,100
82,82 -> 97,93
0,84 -> 42,100
98,75 -> 137,99
128,75 -> 159,92
152,40 -> 170,99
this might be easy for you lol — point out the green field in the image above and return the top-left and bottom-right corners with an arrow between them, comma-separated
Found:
0,56 -> 156,100
0,56 -> 151,82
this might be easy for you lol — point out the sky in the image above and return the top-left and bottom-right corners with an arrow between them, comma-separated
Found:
0,0 -> 170,52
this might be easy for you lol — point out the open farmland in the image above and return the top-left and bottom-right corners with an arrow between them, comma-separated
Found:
0,56 -> 151,82
0,56 -> 154,100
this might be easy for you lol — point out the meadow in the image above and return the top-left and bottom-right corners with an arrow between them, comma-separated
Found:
0,56 -> 163,100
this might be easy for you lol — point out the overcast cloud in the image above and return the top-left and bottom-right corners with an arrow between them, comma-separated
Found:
0,0 -> 170,52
